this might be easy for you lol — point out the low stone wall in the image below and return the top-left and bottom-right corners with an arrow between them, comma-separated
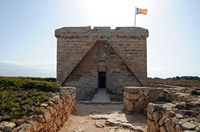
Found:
123,87 -> 169,113
123,86 -> 200,132
0,87 -> 76,132
123,86 -> 192,113
147,102 -> 200,132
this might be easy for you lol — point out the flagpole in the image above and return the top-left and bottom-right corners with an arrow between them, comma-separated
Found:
134,7 -> 137,27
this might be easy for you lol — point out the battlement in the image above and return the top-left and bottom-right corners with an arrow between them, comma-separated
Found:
55,26 -> 148,40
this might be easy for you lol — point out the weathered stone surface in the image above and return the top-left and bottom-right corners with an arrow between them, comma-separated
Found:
165,119 -> 175,132
153,111 -> 163,123
147,119 -> 156,132
181,122 -> 196,130
56,27 -> 149,101
160,126 -> 167,132
123,98 -> 134,112
1,87 -> 76,132
123,86 -> 200,132
124,91 -> 139,100
95,120 -> 105,128
0,121 -> 16,131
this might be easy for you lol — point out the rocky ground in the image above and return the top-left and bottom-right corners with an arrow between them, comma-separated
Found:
59,103 -> 147,132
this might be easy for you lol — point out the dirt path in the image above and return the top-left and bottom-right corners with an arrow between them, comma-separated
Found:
59,103 -> 147,132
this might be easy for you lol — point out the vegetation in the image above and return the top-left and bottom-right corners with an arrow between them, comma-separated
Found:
0,77 -> 60,122
167,76 -> 200,81
148,76 -> 200,88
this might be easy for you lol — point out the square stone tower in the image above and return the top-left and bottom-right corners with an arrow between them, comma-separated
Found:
55,26 -> 149,101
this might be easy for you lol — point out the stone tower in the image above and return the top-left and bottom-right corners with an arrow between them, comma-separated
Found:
55,26 -> 149,101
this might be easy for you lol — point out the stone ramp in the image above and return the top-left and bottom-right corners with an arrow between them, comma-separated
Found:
92,89 -> 111,103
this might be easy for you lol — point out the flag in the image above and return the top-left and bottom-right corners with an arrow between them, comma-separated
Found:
136,7 -> 148,15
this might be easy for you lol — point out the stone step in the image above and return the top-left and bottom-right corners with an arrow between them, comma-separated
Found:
91,89 -> 111,103
77,101 -> 122,104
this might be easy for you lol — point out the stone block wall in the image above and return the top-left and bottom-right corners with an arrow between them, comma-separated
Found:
147,102 -> 200,132
123,86 -> 200,132
0,87 -> 76,132
55,27 -> 149,101
123,87 -> 169,113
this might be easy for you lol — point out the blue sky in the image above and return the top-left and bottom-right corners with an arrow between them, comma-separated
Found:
0,0 -> 199,78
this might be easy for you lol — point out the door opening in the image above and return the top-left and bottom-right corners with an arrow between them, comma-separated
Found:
98,72 -> 106,89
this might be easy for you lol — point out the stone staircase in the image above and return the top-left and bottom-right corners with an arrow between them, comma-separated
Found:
91,89 -> 111,103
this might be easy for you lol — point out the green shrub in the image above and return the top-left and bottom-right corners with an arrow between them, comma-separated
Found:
0,77 -> 60,122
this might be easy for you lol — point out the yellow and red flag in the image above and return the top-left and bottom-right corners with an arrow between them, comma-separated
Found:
136,8 -> 148,15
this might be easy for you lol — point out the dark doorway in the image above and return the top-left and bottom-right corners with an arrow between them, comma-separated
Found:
98,72 -> 106,88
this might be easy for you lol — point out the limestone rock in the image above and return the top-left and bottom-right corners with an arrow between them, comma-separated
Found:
160,126 -> 167,132
147,119 -> 156,132
40,103 -> 48,107
181,122 -> 196,130
147,103 -> 156,114
124,91 -> 139,100
165,119 -> 175,132
147,112 -> 153,120
0,121 -> 16,131
41,108 -> 52,122
123,98 -> 134,112
95,120 -> 105,128
152,111 -> 163,123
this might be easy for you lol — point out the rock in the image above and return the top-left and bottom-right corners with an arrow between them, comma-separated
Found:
47,106 -> 57,117
175,125 -> 183,132
158,116 -> 167,126
138,95 -> 145,102
174,93 -> 189,102
29,121 -> 44,131
41,108 -> 52,122
175,114 -> 183,119
134,101 -> 145,112
48,100 -> 55,106
123,98 -> 134,112
95,121 -> 105,128
178,118 -> 191,125
160,126 -> 167,132
40,103 -> 48,107
143,89 -> 150,97
139,90 -> 144,96
147,119 -> 156,132
53,95 -> 60,104
165,119 -> 175,132
89,114 -> 110,120
32,114 -> 45,123
152,111 -> 163,123
0,121 -> 16,131
149,90 -> 159,100
16,123 -> 34,132
159,91 -> 165,98
147,103 -> 156,114
162,103 -> 175,111
181,122 -> 196,130
106,116 -> 143,132
124,91 -> 139,100
55,118 -> 62,127
124,87 -> 139,94
195,126 -> 200,131
73,126 -> 85,132
147,112 -> 153,120
167,111 -> 175,118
